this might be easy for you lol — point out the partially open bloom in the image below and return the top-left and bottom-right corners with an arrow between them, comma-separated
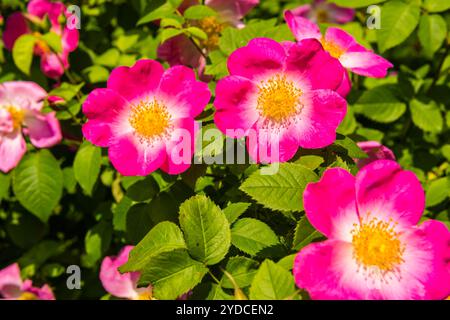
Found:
290,0 -> 355,25
294,160 -> 450,300
214,38 -> 347,163
0,81 -> 62,172
82,59 -> 210,176
356,141 -> 395,169
285,10 -> 393,96
3,0 -> 79,78
100,246 -> 153,300
0,263 -> 55,300
158,0 -> 259,79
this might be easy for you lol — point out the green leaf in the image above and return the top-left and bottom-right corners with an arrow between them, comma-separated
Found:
277,254 -> 296,270
330,0 -> 386,8
160,28 -> 184,43
207,284 -> 234,300
83,220 -> 112,267
426,177 -> 449,207
294,155 -> 324,170
184,27 -> 208,40
240,163 -> 318,212
292,216 -> 323,251
221,256 -> 259,289
12,34 -> 37,75
353,85 -> 407,123
179,195 -> 231,265
0,173 -> 10,203
418,14 -> 447,57
423,0 -> 450,12
48,82 -> 84,101
94,48 -> 120,67
377,1 -> 420,52
231,218 -> 279,256
120,221 -> 186,272
410,99 -> 443,133
125,176 -> 159,202
139,249 -> 208,300
249,260 -> 297,300
137,3 -> 175,25
73,141 -> 102,196
125,203 -> 155,244
13,150 -> 63,222
41,32 -> 62,53
333,134 -> 368,159
183,5 -> 217,20
160,17 -> 183,29
223,202 -> 250,224
62,167 -> 76,194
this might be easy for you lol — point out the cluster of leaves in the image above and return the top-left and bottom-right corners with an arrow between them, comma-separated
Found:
0,0 -> 449,300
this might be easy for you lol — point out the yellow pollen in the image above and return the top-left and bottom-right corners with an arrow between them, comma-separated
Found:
137,291 -> 153,300
196,16 -> 225,50
32,32 -> 50,54
257,74 -> 302,123
128,99 -> 171,143
320,38 -> 345,59
18,292 -> 38,300
351,217 -> 404,272
6,106 -> 24,129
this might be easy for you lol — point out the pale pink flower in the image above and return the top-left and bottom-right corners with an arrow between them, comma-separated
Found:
356,141 -> 395,169
290,0 -> 355,25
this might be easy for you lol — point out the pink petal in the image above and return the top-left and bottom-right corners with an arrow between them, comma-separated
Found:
157,35 -> 204,69
227,38 -> 286,80
330,7 -> 356,24
0,81 -> 47,111
303,167 -> 358,241
0,263 -> 23,299
160,118 -> 198,175
24,111 -> 62,148
2,13 -> 30,51
356,141 -> 395,169
289,4 -> 311,18
213,76 -> 259,138
295,89 -> 347,149
100,246 -> 140,299
62,27 -> 79,52
206,0 -> 259,26
285,39 -> 345,91
108,134 -> 166,176
159,65 -> 211,119
82,88 -> 128,147
0,130 -> 27,173
336,70 -> 351,97
293,240 -> 369,299
340,51 -> 394,78
27,0 -> 64,30
355,160 -> 425,229
324,27 -> 365,53
284,10 -> 321,42
107,59 -> 164,102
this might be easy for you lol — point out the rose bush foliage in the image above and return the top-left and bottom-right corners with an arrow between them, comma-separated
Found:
0,0 -> 449,300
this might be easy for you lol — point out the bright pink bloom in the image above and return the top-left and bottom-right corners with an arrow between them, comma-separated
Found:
3,0 -> 79,79
214,38 -> 347,163
82,59 -> 210,176
0,263 -> 55,300
0,81 -> 62,172
290,0 -> 355,25
356,141 -> 395,169
158,0 -> 259,79
100,246 -> 152,300
294,160 -> 450,300
285,10 -> 393,96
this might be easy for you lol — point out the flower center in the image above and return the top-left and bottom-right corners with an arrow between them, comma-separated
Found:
137,291 -> 152,300
196,16 -> 225,50
351,217 -> 404,271
320,38 -> 345,59
128,98 -> 171,144
32,32 -> 51,54
316,9 -> 329,23
18,292 -> 38,300
5,106 -> 24,129
257,74 -> 303,124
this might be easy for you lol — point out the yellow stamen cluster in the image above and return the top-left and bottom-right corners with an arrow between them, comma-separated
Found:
18,292 -> 38,300
6,106 -> 25,129
128,98 -> 171,144
137,290 -> 153,300
351,217 -> 404,272
32,32 -> 50,54
197,16 -> 225,50
257,74 -> 302,124
320,38 -> 345,59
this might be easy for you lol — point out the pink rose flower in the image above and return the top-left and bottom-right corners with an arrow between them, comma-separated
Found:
0,263 -> 55,300
356,141 -> 395,169
285,10 -> 393,96
82,59 -> 211,176
0,81 -> 62,172
100,246 -> 153,300
213,38 -> 347,163
3,0 -> 79,79
290,0 -> 355,25
294,160 -> 450,300
157,0 -> 259,80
